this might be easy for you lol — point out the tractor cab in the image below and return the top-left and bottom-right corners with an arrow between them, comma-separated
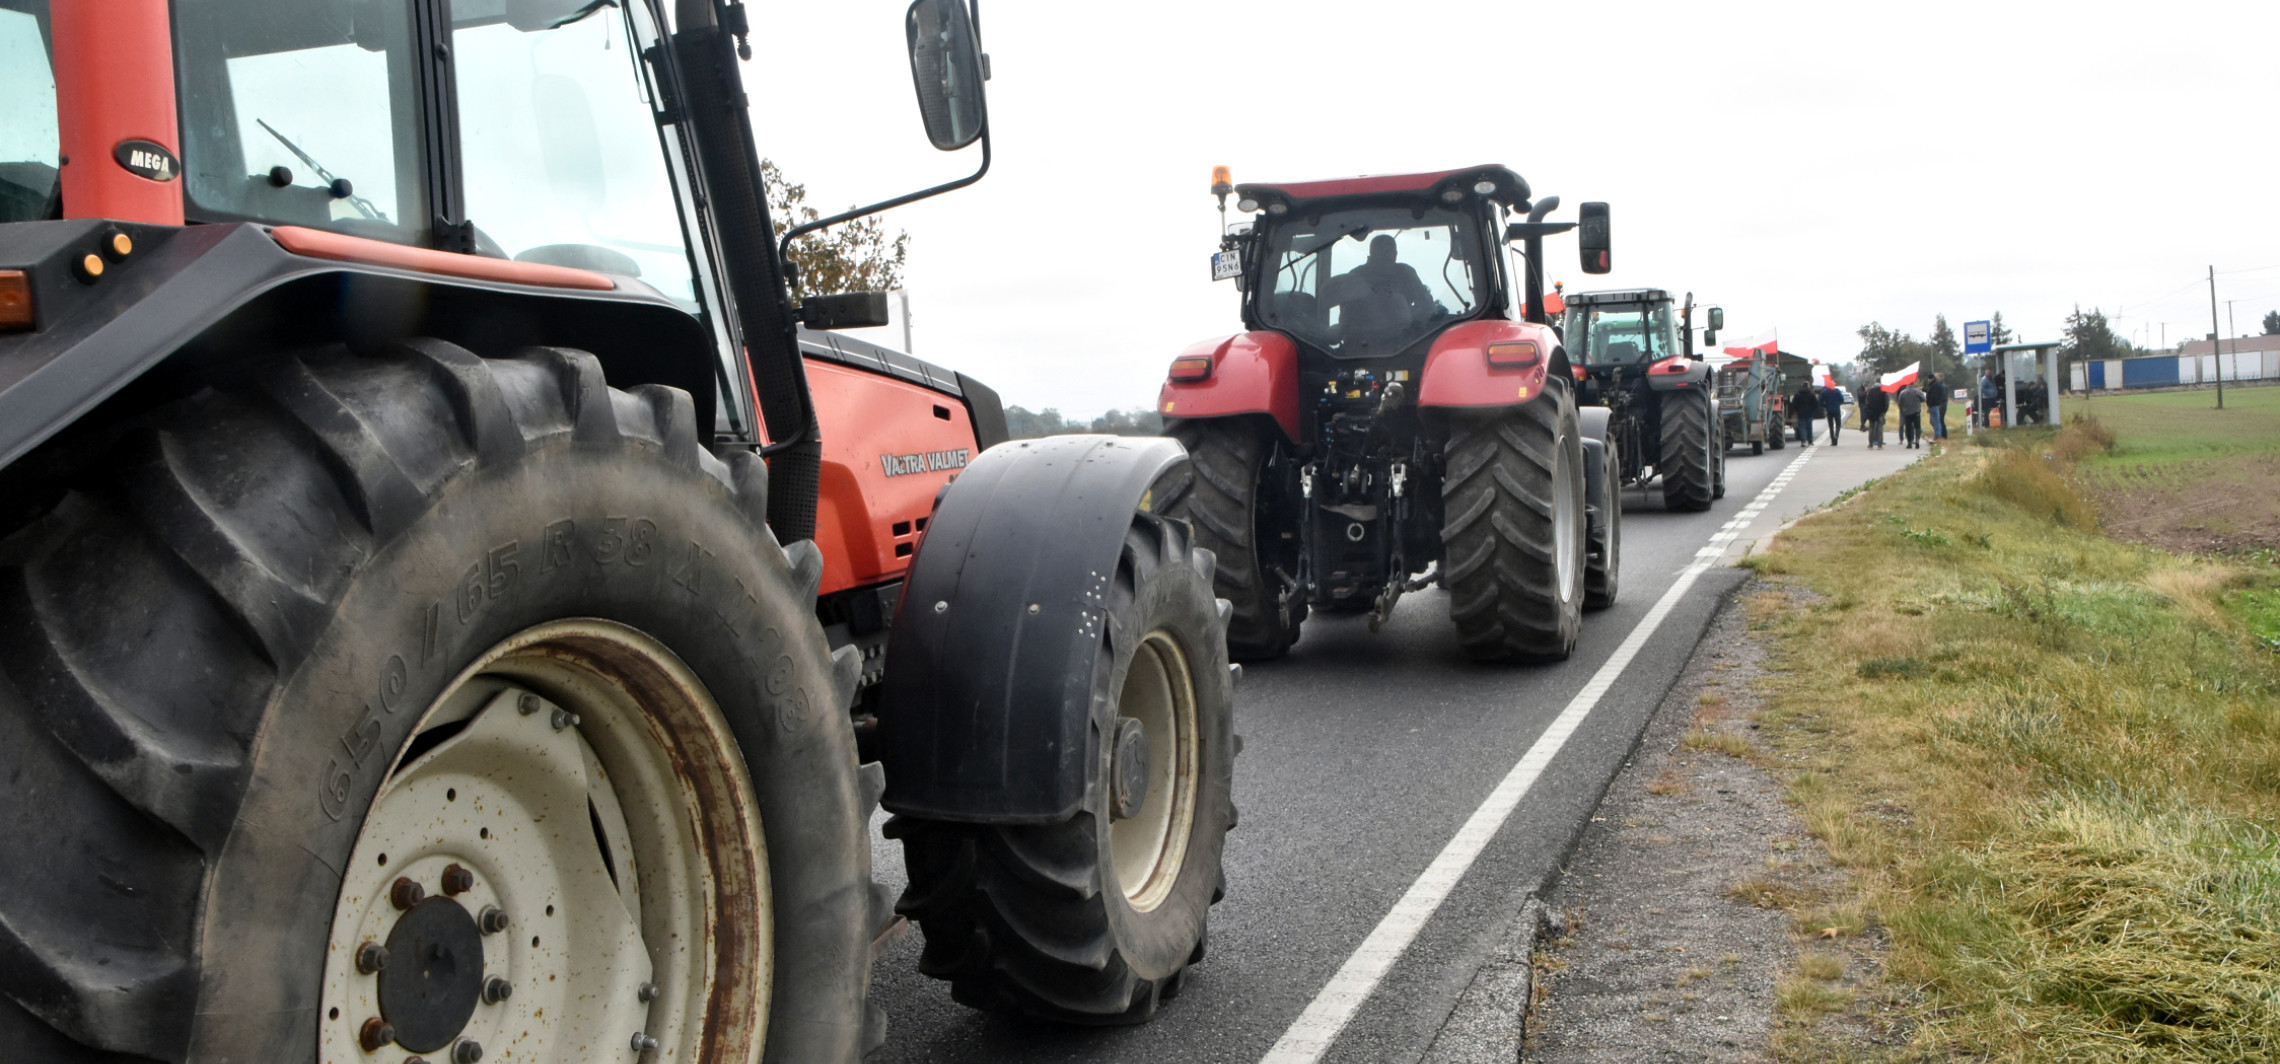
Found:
1566,289 -> 1680,368
1231,166 -> 1530,368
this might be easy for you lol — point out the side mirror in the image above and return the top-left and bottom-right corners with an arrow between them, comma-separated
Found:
1708,307 -> 1725,331
906,0 -> 988,151
1704,330 -> 1718,346
1577,202 -> 1611,274
800,291 -> 893,330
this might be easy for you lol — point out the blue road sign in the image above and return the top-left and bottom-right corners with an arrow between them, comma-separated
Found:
1964,320 -> 1992,354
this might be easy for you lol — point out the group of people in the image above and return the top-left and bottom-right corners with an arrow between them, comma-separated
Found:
1788,373 -> 1949,449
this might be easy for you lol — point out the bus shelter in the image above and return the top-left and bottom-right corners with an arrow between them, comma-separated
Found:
1983,341 -> 2062,429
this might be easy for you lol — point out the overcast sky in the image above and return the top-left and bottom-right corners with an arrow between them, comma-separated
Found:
748,0 -> 2280,416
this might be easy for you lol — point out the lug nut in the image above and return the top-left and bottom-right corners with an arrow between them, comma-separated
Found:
358,1016 -> 395,1052
631,1032 -> 661,1052
550,708 -> 579,731
440,863 -> 475,895
478,906 -> 511,934
482,976 -> 513,1004
636,981 -> 659,1002
518,692 -> 541,715
390,877 -> 426,911
452,1039 -> 484,1064
355,942 -> 389,974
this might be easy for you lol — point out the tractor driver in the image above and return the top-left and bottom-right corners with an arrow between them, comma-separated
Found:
1327,234 -> 1440,342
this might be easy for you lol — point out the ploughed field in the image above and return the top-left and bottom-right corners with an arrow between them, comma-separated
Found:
2070,385 -> 2280,555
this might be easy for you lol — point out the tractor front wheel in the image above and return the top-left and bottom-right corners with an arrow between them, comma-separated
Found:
890,514 -> 1236,1024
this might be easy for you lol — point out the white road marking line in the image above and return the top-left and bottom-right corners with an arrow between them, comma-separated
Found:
1258,444 -> 1821,1064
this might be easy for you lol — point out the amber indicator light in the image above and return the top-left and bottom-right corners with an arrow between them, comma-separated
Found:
74,253 -> 105,283
105,231 -> 134,260
0,270 -> 31,331
1168,355 -> 1214,382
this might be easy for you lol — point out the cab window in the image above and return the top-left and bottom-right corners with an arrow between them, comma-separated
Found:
0,0 -> 60,222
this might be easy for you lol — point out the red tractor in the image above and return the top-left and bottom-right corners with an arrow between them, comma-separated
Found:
1153,166 -> 1619,662
0,1 -> 1231,1060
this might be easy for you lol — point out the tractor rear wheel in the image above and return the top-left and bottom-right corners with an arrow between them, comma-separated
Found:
890,514 -> 1235,1023
1441,387 -> 1587,662
1712,422 -> 1729,500
1659,389 -> 1717,512
1154,418 -> 1304,660
1585,433 -> 1621,610
0,342 -> 881,1064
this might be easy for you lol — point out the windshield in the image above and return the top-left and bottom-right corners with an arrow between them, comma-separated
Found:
1255,205 -> 1483,358
0,0 -> 58,222
1566,302 -> 1678,365
177,0 -> 430,242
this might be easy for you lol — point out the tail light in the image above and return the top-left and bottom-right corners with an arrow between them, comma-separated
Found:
1486,341 -> 1542,369
1169,355 -> 1214,382
0,270 -> 30,332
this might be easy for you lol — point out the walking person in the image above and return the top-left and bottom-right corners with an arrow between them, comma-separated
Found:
1896,379 -> 1926,448
1924,372 -> 1950,440
1979,367 -> 2001,429
1858,381 -> 1890,449
1791,381 -> 1820,445
1820,381 -> 1846,446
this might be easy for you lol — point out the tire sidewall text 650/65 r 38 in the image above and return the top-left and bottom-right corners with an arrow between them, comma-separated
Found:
0,341 -> 877,1064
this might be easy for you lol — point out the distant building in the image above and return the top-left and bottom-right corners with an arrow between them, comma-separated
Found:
2178,334 -> 2280,358
2074,334 -> 2279,392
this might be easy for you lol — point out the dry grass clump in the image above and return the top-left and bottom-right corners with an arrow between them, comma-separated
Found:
1744,428 -> 2280,1062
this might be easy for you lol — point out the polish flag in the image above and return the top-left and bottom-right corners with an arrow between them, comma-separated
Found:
1811,363 -> 1835,388
1722,331 -> 1778,359
1878,361 -> 1921,393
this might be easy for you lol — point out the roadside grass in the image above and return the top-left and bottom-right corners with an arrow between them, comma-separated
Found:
1739,414 -> 2280,1062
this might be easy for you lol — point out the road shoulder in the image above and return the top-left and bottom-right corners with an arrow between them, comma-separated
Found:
1515,579 -> 1903,1062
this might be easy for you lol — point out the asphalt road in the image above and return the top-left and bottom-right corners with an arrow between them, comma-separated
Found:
865,437 -> 1913,1063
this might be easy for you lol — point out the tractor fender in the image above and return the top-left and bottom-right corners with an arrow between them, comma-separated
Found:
1415,319 -> 1561,408
1157,330 -> 1300,443
0,219 -> 717,470
1645,355 -> 1712,392
1578,406 -> 1613,513
875,434 -> 1189,824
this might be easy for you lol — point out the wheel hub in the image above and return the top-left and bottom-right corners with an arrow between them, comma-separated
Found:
1111,718 -> 1151,820
379,897 -> 486,1053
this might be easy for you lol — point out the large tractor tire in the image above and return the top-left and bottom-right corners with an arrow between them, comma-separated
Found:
1658,389 -> 1717,512
1441,387 -> 1588,662
0,341 -> 883,1064
1153,418 -> 1304,660
1585,433 -> 1621,611
1712,422 -> 1729,500
889,514 -> 1236,1023
1767,414 -> 1787,451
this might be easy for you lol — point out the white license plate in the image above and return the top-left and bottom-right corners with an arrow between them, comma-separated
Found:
1211,249 -> 1242,281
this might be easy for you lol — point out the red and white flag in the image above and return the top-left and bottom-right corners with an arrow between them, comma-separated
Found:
1722,331 -> 1778,359
1811,363 -> 1835,388
1878,361 -> 1921,393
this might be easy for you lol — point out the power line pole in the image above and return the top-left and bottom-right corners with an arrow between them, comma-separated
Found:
2207,265 -> 2225,410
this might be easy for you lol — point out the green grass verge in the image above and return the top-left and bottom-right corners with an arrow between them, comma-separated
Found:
1742,417 -> 2280,1062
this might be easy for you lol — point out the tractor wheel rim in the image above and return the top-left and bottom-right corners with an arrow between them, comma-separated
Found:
1109,629 -> 1201,912
1554,443 -> 1580,605
320,621 -> 769,1064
